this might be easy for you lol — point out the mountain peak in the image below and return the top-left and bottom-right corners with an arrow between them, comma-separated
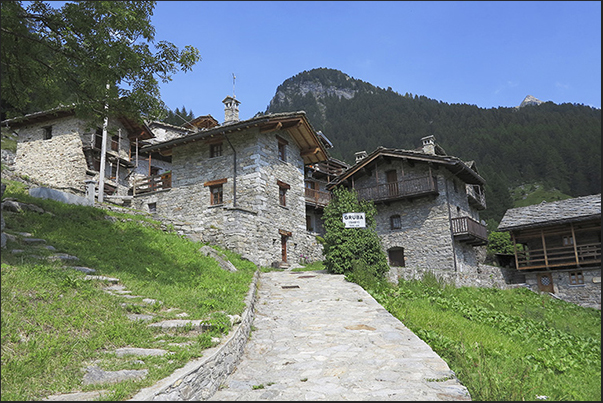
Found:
518,95 -> 543,108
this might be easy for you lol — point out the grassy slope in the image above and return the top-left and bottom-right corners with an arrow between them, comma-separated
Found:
1,179 -> 258,400
351,272 -> 601,401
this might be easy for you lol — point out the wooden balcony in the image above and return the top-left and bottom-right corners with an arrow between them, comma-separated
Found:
466,184 -> 486,210
305,187 -> 331,207
515,242 -> 601,270
356,175 -> 438,203
451,216 -> 488,245
132,171 -> 172,195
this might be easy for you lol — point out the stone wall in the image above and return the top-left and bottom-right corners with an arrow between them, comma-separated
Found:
14,115 -> 134,196
131,128 -> 321,267
130,270 -> 260,401
524,268 -> 601,309
358,158 -> 485,276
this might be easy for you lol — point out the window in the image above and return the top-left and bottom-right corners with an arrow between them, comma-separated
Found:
569,271 -> 584,285
210,142 -> 223,158
388,247 -> 405,267
110,163 -> 117,180
111,135 -> 119,151
210,185 -> 223,205
277,136 -> 288,162
562,235 -> 574,246
306,215 -> 314,232
43,126 -> 52,140
150,166 -> 160,176
148,202 -> 157,213
277,180 -> 290,207
204,178 -> 227,206
94,128 -> 103,148
390,214 -> 401,230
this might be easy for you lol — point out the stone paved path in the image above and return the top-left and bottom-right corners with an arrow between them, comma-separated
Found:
209,270 -> 471,401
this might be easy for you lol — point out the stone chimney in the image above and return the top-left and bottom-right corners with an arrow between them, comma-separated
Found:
355,151 -> 368,164
222,95 -> 240,124
421,135 -> 436,155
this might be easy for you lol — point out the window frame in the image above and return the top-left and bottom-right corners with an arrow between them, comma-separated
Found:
569,271 -> 584,285
277,135 -> 288,162
42,125 -> 52,140
210,184 -> 223,205
390,214 -> 401,230
277,180 -> 290,207
210,142 -> 223,158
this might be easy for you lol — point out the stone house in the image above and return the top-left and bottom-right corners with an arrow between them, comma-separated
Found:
497,194 -> 601,309
130,97 -> 335,268
328,135 -> 491,285
2,107 -> 153,198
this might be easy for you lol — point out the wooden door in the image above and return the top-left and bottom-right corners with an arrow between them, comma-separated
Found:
281,235 -> 287,263
537,273 -> 554,293
386,170 -> 398,196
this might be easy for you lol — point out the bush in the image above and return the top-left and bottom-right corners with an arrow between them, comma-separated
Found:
322,187 -> 389,277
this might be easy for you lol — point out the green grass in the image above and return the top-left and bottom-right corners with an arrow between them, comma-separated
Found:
1,179 -> 257,401
510,182 -> 572,208
348,270 -> 601,401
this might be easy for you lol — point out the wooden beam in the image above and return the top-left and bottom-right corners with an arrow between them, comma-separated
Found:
300,147 -> 320,157
260,121 -> 283,133
204,178 -> 228,187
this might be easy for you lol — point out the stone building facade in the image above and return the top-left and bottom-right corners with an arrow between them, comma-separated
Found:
330,136 -> 492,286
130,100 -> 331,268
3,107 -> 153,198
498,194 -> 601,309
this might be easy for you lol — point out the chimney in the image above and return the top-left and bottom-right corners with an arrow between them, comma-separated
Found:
421,135 -> 436,155
355,151 -> 368,164
222,95 -> 240,124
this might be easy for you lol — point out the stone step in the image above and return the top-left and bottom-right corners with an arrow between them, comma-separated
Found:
83,366 -> 147,386
114,347 -> 171,357
83,275 -> 120,283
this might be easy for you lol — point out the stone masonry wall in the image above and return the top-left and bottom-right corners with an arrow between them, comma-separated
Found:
15,116 -> 134,196
131,127 -> 320,267
356,159 -> 484,275
524,268 -> 601,309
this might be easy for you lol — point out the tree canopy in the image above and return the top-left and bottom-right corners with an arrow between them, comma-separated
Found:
1,1 -> 200,123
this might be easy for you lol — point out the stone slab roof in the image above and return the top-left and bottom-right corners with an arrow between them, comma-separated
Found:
497,193 -> 601,231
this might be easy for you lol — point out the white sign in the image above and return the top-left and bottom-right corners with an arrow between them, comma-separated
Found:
343,212 -> 366,228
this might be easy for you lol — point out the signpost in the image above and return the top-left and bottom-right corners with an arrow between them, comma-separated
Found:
343,212 -> 366,228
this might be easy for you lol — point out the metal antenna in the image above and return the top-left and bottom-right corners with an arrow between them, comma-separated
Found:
232,73 -> 236,98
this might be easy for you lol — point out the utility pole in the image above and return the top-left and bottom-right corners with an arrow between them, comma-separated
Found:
97,83 -> 110,203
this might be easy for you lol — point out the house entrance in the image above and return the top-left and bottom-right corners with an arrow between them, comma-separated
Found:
278,229 -> 292,264
537,273 -> 554,293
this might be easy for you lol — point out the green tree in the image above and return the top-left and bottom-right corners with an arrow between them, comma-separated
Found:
322,187 -> 389,277
162,105 -> 195,126
1,1 -> 200,122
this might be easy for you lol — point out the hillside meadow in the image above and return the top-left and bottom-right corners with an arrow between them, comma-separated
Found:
1,178 -> 601,401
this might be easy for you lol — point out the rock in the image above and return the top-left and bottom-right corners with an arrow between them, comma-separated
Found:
114,347 -> 170,357
199,245 -> 237,272
29,187 -> 93,206
82,366 -> 147,385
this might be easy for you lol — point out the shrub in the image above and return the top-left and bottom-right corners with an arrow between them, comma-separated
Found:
322,187 -> 389,277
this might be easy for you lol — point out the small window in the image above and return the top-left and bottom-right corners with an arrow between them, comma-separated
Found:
277,180 -> 290,207
148,202 -> 157,213
388,247 -> 405,267
94,128 -> 103,149
150,166 -> 160,176
390,215 -> 401,230
277,136 -> 288,162
43,126 -> 52,140
111,135 -> 119,151
569,271 -> 584,285
210,142 -> 223,158
306,215 -> 314,232
110,163 -> 117,180
210,185 -> 223,205
562,235 -> 574,246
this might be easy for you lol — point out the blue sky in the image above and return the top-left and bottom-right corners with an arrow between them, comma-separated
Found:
151,1 -> 601,123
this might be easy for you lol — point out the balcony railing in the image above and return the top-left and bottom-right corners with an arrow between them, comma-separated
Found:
356,175 -> 438,203
466,184 -> 486,210
451,216 -> 488,245
515,242 -> 601,270
133,171 -> 172,195
305,187 -> 331,207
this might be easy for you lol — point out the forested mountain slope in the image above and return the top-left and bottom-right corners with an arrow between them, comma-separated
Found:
265,68 -> 601,223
